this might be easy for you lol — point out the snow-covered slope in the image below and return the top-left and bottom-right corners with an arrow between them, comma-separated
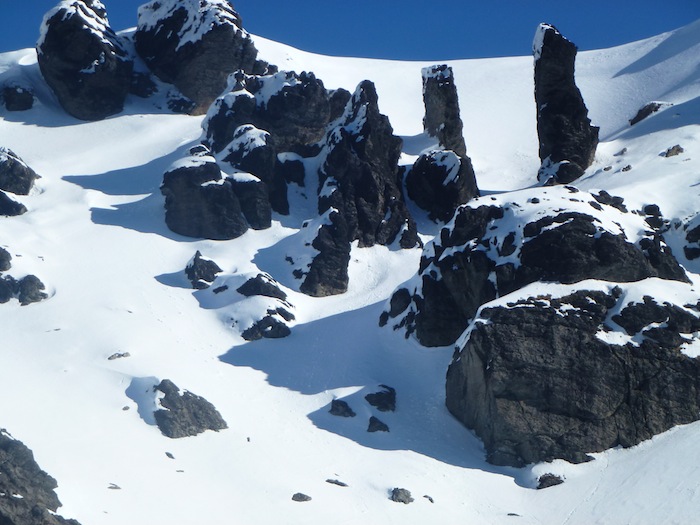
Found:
0,18 -> 699,524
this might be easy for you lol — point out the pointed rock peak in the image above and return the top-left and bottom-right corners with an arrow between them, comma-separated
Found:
421,64 -> 467,157
532,23 -> 576,61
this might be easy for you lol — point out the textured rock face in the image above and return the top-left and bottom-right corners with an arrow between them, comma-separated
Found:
185,251 -> 222,289
0,148 -> 39,195
0,429 -> 81,525
405,150 -> 479,222
533,24 -> 599,184
135,0 -> 262,114
37,0 -> 133,121
0,190 -> 27,216
154,379 -> 228,438
422,65 -> 467,157
446,289 -> 700,467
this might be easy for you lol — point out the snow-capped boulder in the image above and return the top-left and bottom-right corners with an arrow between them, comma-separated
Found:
135,0 -> 264,114
37,0 -> 133,121
185,251 -> 222,289
422,64 -> 467,157
533,24 -> 599,184
0,191 -> 26,217
153,379 -> 228,439
161,145 -> 248,240
2,83 -> 34,111
405,149 -> 479,222
446,286 -> 700,467
236,274 -> 287,301
0,429 -> 82,525
0,148 -> 39,195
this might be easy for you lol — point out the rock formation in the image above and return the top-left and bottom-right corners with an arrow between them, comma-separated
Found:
0,148 -> 39,195
0,190 -> 27,216
185,251 -> 222,289
533,24 -> 599,184
2,84 -> 34,111
154,379 -> 228,438
233,273 -> 294,341
135,0 -> 265,114
422,64 -> 467,157
37,0 -> 133,121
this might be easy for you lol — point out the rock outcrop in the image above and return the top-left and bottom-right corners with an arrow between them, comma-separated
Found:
135,0 -> 264,114
0,148 -> 39,195
446,287 -> 700,466
185,251 -> 222,289
685,215 -> 700,261
0,249 -> 48,305
0,429 -> 82,525
422,64 -> 467,157
2,84 -> 34,111
37,0 -> 133,121
533,24 -> 599,184
0,190 -> 27,216
154,379 -> 228,438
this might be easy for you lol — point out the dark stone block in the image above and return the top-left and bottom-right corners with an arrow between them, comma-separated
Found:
389,488 -> 413,504
365,385 -> 396,412
367,416 -> 389,433
153,379 -> 228,438
2,84 -> 34,111
329,399 -> 356,417
0,148 -> 39,195
236,274 -> 287,300
422,64 -> 467,157
0,190 -> 27,216
185,251 -> 222,289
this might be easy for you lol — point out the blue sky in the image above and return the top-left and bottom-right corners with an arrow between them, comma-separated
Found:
1,1 -> 699,59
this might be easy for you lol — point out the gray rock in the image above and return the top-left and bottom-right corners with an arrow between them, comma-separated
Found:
389,488 -> 414,504
0,190 -> 27,216
537,474 -> 564,489
421,64 -> 467,157
0,148 -> 39,195
0,247 -> 10,272
629,102 -> 668,126
17,275 -> 48,306
292,492 -> 312,502
241,315 -> 291,341
154,379 -> 228,439
664,145 -> 684,157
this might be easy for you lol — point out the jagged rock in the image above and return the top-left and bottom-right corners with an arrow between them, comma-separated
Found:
537,474 -> 564,489
17,275 -> 48,305
135,0 -> 261,114
533,24 -> 599,184
241,315 -> 291,341
405,149 -> 479,222
365,385 -> 396,412
445,289 -> 700,467
0,190 -> 27,216
185,251 -> 222,289
0,247 -> 11,272
236,274 -> 287,300
329,399 -> 356,417
153,379 -> 228,438
389,488 -> 413,504
328,88 -> 351,122
367,416 -> 389,433
37,0 -> 133,121
421,64 -> 467,157
2,84 -> 34,111
0,148 -> 39,195
664,145 -> 684,157
629,102 -> 669,125
0,429 -> 82,525
229,176 -> 272,230
685,217 -> 700,260
161,146 -> 248,240
292,493 -> 312,502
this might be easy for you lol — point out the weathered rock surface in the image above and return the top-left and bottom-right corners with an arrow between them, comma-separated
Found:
0,247 -> 10,272
2,84 -> 34,111
237,274 -> 287,301
533,24 -> 599,184
241,314 -> 292,341
368,416 -> 389,433
422,64 -> 467,157
365,385 -> 396,412
629,101 -> 670,126
445,288 -> 700,466
0,429 -> 82,525
37,0 -> 133,121
0,190 -> 27,216
135,0 -> 263,114
185,251 -> 222,289
154,379 -> 228,438
389,488 -> 413,504
0,148 -> 39,195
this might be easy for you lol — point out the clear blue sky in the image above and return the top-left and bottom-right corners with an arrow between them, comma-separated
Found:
2,1 -> 699,59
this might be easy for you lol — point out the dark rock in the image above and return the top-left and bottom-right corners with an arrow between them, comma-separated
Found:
107,352 -> 130,360
422,64 -> 467,157
629,102 -> 666,125
446,289 -> 700,466
328,88 -> 352,122
405,149 -> 479,222
236,274 -> 286,300
622,164 -> 632,172
537,474 -> 564,489
153,379 -> 228,438
129,71 -> 158,98
0,190 -> 27,216
0,277 -> 14,303
292,493 -> 312,502
329,399 -> 356,417
161,146 -> 248,240
0,148 -> 39,195
0,246 -> 10,272
241,315 -> 291,341
593,190 -> 626,212
17,275 -> 48,305
185,251 -> 222,289
213,285 -> 228,294
664,145 -> 684,157
365,385 -> 396,412
533,24 -> 599,184
0,429 -> 82,525
367,416 -> 389,433
135,0 -> 259,114
229,177 -> 272,230
37,0 -> 133,120
389,488 -> 413,504
2,84 -> 34,111
686,220 -> 700,260
638,236 -> 690,283
326,479 -> 348,487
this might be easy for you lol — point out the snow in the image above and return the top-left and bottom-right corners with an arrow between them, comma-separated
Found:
0,15 -> 699,525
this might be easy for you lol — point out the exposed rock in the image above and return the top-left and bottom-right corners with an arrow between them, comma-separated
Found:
533,24 -> 599,184
445,288 -> 700,466
592,190 -> 626,213
0,277 -> 14,303
685,218 -> 700,260
236,274 -> 287,301
135,0 -> 261,114
405,149 -> 479,222
153,379 -> 228,438
129,71 -> 158,98
389,488 -> 414,504
367,416 -> 389,433
0,429 -> 82,525
329,399 -> 356,418
229,176 -> 272,230
37,0 -> 133,121
0,247 -> 11,272
664,145 -> 684,157
161,146 -> 248,240
0,190 -> 27,216
17,275 -> 48,305
629,102 -> 670,126
291,492 -> 312,502
0,148 -> 39,195
185,251 -> 222,289
537,474 -> 564,489
365,385 -> 396,412
326,479 -> 348,487
241,315 -> 291,341
421,64 -> 467,157
2,84 -> 34,111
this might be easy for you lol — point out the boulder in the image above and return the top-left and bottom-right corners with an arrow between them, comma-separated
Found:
368,416 -> 389,433
17,275 -> 48,305
389,488 -> 413,504
421,64 -> 467,157
329,399 -> 356,418
185,251 -> 222,289
229,176 -> 272,230
236,274 -> 287,301
37,0 -> 133,121
629,101 -> 670,126
533,24 -> 599,184
135,0 -> 262,114
241,315 -> 291,341
365,385 -> 396,412
0,190 -> 27,216
153,379 -> 228,438
2,84 -> 34,111
0,429 -> 82,525
0,247 -> 10,272
0,148 -> 39,195
405,149 -> 479,222
446,288 -> 700,467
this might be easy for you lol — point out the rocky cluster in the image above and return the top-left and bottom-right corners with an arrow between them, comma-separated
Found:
328,384 -> 396,433
153,379 -> 228,439
0,247 -> 47,306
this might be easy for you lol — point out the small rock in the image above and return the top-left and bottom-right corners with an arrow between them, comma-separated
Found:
423,495 -> 435,503
185,251 -> 222,289
291,492 -> 312,502
2,85 -> 34,111
329,399 -> 356,417
108,352 -> 131,360
629,102 -> 665,125
153,379 -> 228,439
389,488 -> 413,504
367,416 -> 389,433
664,145 -> 684,157
165,452 -> 174,459
325,479 -> 348,487
621,164 -> 632,172
108,483 -> 121,490
365,385 -> 396,412
537,473 -> 564,489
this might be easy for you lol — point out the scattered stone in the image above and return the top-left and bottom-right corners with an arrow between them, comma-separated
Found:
367,416 -> 389,433
107,352 -> 131,361
153,379 -> 228,439
325,479 -> 348,487
613,147 -> 627,156
291,492 -> 312,502
2,84 -> 34,111
165,452 -> 175,459
664,145 -> 684,157
0,148 -> 39,195
237,274 -> 287,300
537,474 -> 564,489
107,483 -> 121,490
389,488 -> 414,504
185,251 -> 223,289
365,385 -> 396,412
421,64 -> 467,157
329,399 -> 356,418
423,495 -> 435,503
621,164 -> 632,172
593,190 -> 626,212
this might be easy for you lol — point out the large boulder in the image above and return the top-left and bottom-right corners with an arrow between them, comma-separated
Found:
0,148 -> 39,195
533,24 -> 599,184
37,0 -> 133,121
446,287 -> 700,467
421,64 -> 467,157
0,190 -> 27,216
135,0 -> 263,114
0,429 -> 82,524
153,379 -> 228,438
